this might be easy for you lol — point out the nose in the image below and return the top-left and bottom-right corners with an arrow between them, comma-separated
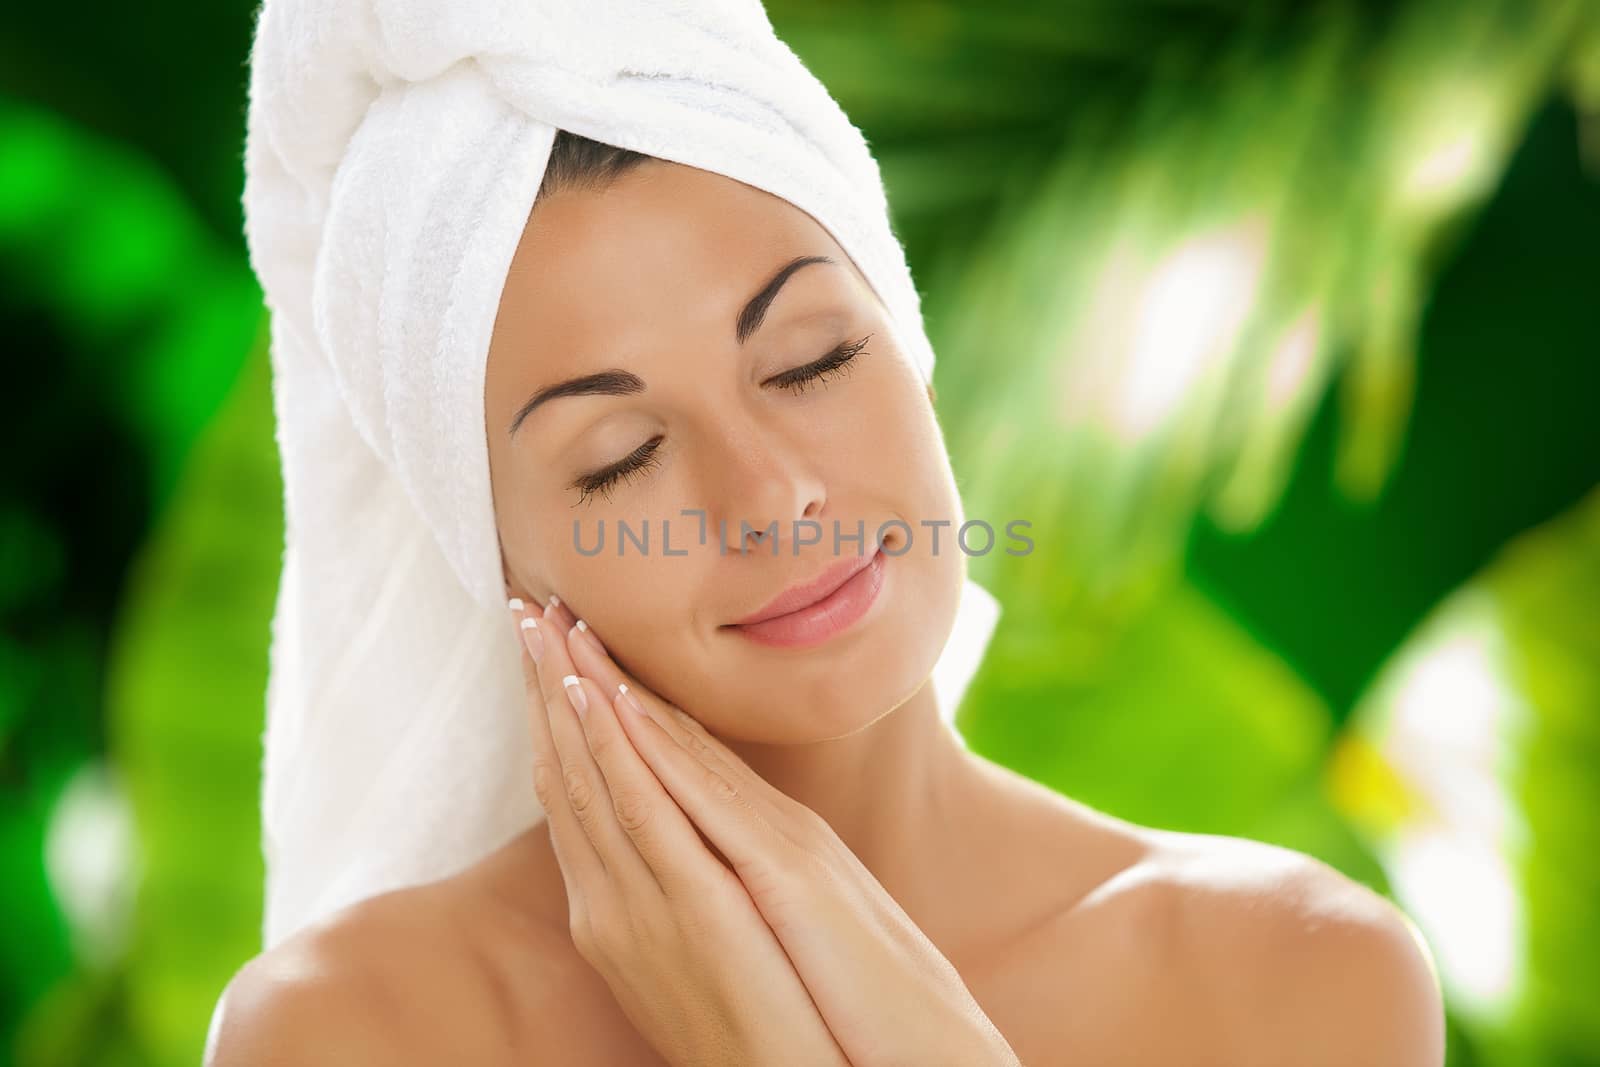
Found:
710,418 -> 827,555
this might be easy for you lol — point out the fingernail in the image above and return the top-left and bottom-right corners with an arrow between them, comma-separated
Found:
569,618 -> 604,653
507,597 -> 524,612
563,674 -> 588,718
520,616 -> 544,662
617,682 -> 645,716
548,594 -> 561,611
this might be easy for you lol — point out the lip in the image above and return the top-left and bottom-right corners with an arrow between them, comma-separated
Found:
729,549 -> 880,626
724,549 -> 887,649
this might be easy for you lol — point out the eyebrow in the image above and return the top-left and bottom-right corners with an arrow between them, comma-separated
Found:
508,253 -> 838,437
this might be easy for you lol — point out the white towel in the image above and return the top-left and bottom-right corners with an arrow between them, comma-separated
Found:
240,0 -> 1003,954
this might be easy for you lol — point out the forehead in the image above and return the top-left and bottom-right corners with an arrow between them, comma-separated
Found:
492,162 -> 862,359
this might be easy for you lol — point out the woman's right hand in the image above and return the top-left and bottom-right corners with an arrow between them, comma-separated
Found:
510,595 -> 851,1067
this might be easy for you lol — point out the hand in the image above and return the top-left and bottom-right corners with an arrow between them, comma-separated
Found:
541,596 -> 1024,1067
509,595 -> 851,1067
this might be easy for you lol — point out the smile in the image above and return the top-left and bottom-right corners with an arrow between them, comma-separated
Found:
724,548 -> 888,649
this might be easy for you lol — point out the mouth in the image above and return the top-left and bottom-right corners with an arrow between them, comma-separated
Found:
722,548 -> 888,649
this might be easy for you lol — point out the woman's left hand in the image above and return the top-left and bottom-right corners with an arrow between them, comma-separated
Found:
543,596 -> 1023,1067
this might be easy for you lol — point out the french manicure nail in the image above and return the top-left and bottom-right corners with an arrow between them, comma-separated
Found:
508,597 -> 524,612
563,674 -> 588,717
519,616 -> 544,662
571,618 -> 607,655
617,682 -> 645,716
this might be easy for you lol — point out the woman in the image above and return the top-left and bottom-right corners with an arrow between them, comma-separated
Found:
208,127 -> 1445,1065
211,0 -> 1446,1058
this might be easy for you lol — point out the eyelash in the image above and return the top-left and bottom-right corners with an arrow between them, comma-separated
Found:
571,333 -> 872,506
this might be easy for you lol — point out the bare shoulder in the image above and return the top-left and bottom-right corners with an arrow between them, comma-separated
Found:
1168,831 -> 1445,1066
1068,828 -> 1447,1067
204,875 -> 560,1066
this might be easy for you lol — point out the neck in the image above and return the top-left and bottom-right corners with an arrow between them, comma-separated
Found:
718,676 -> 979,918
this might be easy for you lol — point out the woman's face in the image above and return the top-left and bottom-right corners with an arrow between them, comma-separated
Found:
486,159 -> 964,744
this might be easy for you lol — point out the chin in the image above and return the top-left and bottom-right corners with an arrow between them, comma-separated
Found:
702,667 -> 914,745
709,555 -> 959,740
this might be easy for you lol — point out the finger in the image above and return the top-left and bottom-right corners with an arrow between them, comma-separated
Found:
557,613 -> 678,741
563,618 -> 633,702
567,662 -> 732,899
559,618 -> 744,802
557,619 -> 802,877
565,618 -> 787,821
543,593 -> 581,638
550,609 -> 748,871
619,695 -> 788,881
526,611 -> 659,891
543,593 -> 754,796
550,617 -> 726,870
510,599 -> 604,892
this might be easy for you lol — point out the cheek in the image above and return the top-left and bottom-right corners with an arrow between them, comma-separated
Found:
556,552 -> 706,698
495,514 -> 541,601
854,374 -> 957,515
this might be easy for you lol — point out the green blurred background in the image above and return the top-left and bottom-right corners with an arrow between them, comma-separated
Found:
3,0 -> 1598,1063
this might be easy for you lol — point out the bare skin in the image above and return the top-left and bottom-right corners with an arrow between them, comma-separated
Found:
207,159 -> 1445,1064
209,747 -> 1444,1065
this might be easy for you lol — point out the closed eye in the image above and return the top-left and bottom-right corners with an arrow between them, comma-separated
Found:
764,332 -> 872,393
569,333 -> 873,506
